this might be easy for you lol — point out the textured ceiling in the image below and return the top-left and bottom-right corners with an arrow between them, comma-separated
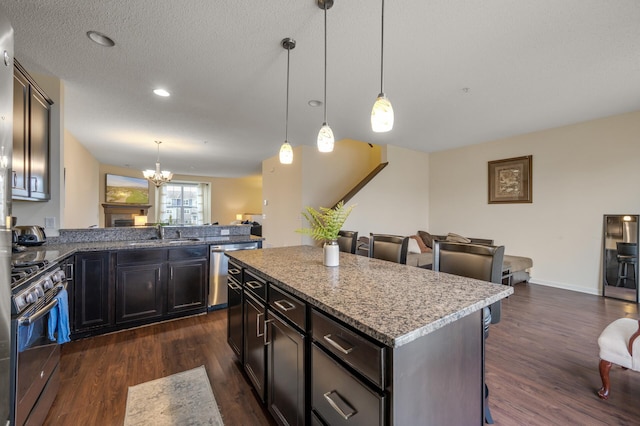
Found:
2,1 -> 640,177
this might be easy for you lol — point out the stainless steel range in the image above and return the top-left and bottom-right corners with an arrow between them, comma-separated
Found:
10,258 -> 73,426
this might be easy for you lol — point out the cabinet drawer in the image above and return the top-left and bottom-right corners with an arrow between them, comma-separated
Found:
117,249 -> 165,265
228,260 -> 242,284
244,269 -> 267,302
312,344 -> 385,426
168,245 -> 207,260
268,285 -> 306,331
312,309 -> 386,389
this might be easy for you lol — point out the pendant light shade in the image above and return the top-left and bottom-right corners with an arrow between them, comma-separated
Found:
279,37 -> 296,164
371,94 -> 394,132
317,123 -> 334,152
371,0 -> 393,133
279,141 -> 293,164
143,140 -> 173,187
317,0 -> 335,153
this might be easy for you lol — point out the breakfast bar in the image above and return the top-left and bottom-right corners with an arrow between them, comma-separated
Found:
228,246 -> 513,425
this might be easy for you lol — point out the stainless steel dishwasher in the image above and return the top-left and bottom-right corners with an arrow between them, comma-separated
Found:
209,241 -> 260,310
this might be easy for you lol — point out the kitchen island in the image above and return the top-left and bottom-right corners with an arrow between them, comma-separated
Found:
227,246 -> 513,425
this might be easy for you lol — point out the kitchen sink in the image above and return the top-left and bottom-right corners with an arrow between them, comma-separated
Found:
168,238 -> 203,243
126,238 -> 202,246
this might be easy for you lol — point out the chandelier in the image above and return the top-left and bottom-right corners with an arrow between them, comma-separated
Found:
143,140 -> 173,187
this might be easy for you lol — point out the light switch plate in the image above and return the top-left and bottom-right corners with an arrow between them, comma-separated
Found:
44,217 -> 56,228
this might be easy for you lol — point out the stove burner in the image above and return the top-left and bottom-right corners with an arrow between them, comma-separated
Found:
10,260 -> 51,289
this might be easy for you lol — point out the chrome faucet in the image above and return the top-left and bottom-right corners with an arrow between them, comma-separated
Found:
177,230 -> 182,239
157,224 -> 165,240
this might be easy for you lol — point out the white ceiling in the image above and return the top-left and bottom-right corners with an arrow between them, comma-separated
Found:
2,1 -> 640,178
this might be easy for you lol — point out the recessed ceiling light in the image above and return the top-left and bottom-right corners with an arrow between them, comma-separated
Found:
308,100 -> 322,107
153,89 -> 170,97
86,31 -> 115,47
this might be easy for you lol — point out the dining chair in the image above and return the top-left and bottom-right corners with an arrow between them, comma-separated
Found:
369,234 -> 409,264
337,230 -> 358,254
432,241 -> 505,424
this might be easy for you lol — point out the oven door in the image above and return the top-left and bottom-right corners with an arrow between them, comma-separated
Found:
11,299 -> 61,426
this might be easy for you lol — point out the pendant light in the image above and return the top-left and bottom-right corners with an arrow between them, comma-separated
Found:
143,140 -> 173,187
317,0 -> 335,153
371,0 -> 394,133
279,37 -> 296,164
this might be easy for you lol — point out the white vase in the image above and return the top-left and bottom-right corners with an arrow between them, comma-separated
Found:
323,240 -> 340,267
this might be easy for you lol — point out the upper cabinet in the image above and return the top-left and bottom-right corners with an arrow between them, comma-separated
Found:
12,60 -> 52,201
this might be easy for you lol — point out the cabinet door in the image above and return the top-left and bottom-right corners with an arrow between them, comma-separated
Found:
28,88 -> 50,200
244,292 -> 266,402
167,259 -> 207,314
267,312 -> 306,426
74,252 -> 113,332
12,70 -> 28,198
116,263 -> 165,324
227,277 -> 243,360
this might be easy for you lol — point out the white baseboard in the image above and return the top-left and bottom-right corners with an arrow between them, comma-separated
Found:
527,279 -> 601,296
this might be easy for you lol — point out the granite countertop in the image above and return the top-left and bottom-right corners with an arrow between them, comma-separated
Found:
12,235 -> 263,265
228,245 -> 513,348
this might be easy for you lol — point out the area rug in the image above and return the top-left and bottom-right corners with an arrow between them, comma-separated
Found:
124,365 -> 224,425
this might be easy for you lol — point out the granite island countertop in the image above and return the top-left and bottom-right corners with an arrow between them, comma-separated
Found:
228,245 -> 513,348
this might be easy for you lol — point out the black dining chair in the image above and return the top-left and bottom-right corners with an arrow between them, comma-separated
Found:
616,242 -> 638,287
337,230 -> 358,254
369,234 -> 409,264
433,241 -> 505,424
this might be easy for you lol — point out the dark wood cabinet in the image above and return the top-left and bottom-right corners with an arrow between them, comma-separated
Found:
12,60 -> 52,201
267,311 -> 306,426
116,261 -> 165,324
244,291 -> 266,402
167,259 -> 207,314
71,246 -> 209,338
227,259 -> 243,359
74,251 -> 114,332
167,246 -> 208,314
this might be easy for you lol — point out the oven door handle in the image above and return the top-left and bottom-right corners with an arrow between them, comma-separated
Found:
19,298 -> 59,326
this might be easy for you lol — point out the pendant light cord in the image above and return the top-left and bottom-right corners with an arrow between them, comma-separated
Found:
285,45 -> 290,142
380,0 -> 385,95
323,3 -> 328,123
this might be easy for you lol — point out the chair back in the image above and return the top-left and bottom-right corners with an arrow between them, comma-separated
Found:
369,234 -> 409,264
337,230 -> 358,254
433,241 -> 505,325
433,241 -> 505,284
616,242 -> 638,259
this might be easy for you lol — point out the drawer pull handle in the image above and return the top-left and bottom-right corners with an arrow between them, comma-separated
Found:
323,334 -> 354,355
323,390 -> 357,420
274,299 -> 296,311
228,282 -> 241,291
228,268 -> 240,274
256,312 -> 264,337
246,281 -> 262,290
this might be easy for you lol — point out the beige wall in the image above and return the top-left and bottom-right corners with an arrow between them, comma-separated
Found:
63,130 -> 99,228
346,145 -> 430,238
12,71 -> 63,235
262,139 -> 381,248
429,110 -> 640,295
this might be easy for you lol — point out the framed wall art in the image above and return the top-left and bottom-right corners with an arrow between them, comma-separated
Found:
105,174 -> 150,204
488,155 -> 532,204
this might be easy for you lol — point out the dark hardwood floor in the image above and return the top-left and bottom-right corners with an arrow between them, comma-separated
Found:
43,283 -> 639,425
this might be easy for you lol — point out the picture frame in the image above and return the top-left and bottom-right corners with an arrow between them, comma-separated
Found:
488,155 -> 532,204
105,174 -> 150,204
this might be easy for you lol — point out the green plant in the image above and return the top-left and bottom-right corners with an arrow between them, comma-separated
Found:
296,201 -> 355,242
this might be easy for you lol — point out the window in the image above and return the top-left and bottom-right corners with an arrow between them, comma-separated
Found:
158,182 -> 209,225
